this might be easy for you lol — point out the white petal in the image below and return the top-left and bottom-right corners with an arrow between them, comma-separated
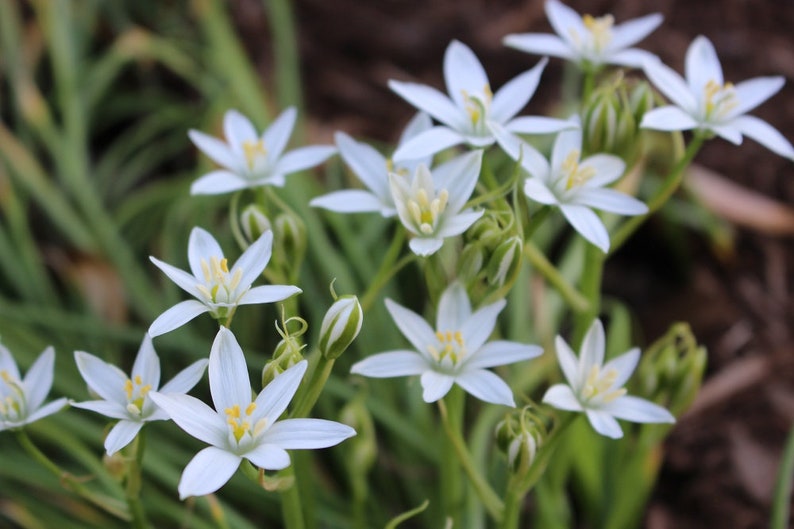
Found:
274,145 -> 336,175
730,115 -> 794,160
409,237 -> 444,256
585,409 -> 624,439
554,335 -> 580,389
22,347 -> 55,412
436,210 -> 484,239
523,178 -> 559,205
461,299 -> 505,352
545,0 -> 586,49
542,384 -> 583,412
467,341 -> 542,369
0,344 -> 20,380
433,150 -> 482,212
602,348 -> 641,389
190,170 -> 250,195
502,33 -> 574,60
223,110 -> 258,148
187,227 -> 224,279
73,351 -> 128,404
335,131 -> 390,199
71,400 -> 129,420
178,447 -> 241,499
262,418 -> 355,449
730,77 -> 785,117
602,395 -> 675,424
24,398 -> 68,425
559,204 -> 610,252
491,123 -> 550,176
350,351 -> 429,378
490,58 -> 547,123
609,13 -> 663,51
245,444 -> 290,471
573,188 -> 648,215
388,80 -> 466,130
384,299 -> 437,354
148,392 -> 227,447
579,154 -> 625,187
131,336 -> 161,391
712,124 -> 743,145
148,300 -> 209,337
263,107 -> 297,160
642,60 -> 697,113
504,116 -> 575,135
444,40 -> 490,110
149,256 -> 204,300
420,371 -> 455,403
436,282 -> 471,332
105,420 -> 144,455
608,49 -> 660,69
209,328 -> 252,412
579,319 -> 606,371
159,359 -> 209,395
551,126 -> 583,174
238,285 -> 301,306
686,36 -> 723,95
253,360 -> 308,424
188,130 -> 241,173
232,230 -> 273,289
310,189 -> 389,214
639,106 -> 699,132
392,127 -> 465,162
455,369 -> 515,407
400,112 -> 434,145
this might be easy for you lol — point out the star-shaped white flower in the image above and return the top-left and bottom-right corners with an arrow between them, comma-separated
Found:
149,227 -> 301,336
149,328 -> 355,499
388,40 -> 571,161
73,335 -> 208,455
351,282 -> 542,406
543,319 -> 675,439
310,112 -> 433,217
504,0 -> 662,69
188,108 -> 337,195
640,36 -> 794,160
390,150 -> 484,256
0,345 -> 67,431
494,120 -> 647,253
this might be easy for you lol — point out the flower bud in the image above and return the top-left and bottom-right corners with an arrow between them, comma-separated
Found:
628,81 -> 655,124
240,204 -> 272,244
466,215 -> 504,251
495,406 -> 546,474
457,243 -> 486,283
318,295 -> 363,360
274,212 -> 307,269
262,316 -> 307,387
486,236 -> 522,288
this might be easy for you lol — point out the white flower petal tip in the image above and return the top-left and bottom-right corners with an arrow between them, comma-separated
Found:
157,331 -> 354,498
641,36 -> 794,159
72,336 -> 207,453
505,1 -> 662,69
189,108 -> 332,194
150,227 -> 299,335
388,39 -> 560,159
546,319 -> 675,438
0,345 -> 66,431
352,282 -> 540,406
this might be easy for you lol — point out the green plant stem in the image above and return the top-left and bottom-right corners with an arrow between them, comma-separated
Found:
125,432 -> 150,529
290,353 -> 335,419
523,241 -> 590,313
360,229 -> 412,311
771,424 -> 794,529
438,395 -> 504,523
573,241 -> 604,347
263,0 -> 302,109
280,466 -> 306,529
610,134 -> 704,253
16,430 -> 130,520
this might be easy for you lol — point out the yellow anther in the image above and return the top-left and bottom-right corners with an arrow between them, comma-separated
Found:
245,402 -> 256,416
581,365 -> 623,402
225,404 -> 241,419
704,79 -> 738,119
582,14 -> 614,51
242,139 -> 267,171
134,375 -> 143,385
453,331 -> 464,346
124,379 -> 134,399
562,150 -> 596,190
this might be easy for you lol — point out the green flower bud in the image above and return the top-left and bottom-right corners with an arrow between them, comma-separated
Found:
274,212 -> 307,266
486,235 -> 523,288
495,406 -> 547,474
457,243 -> 486,283
240,204 -> 272,244
466,215 -> 504,250
318,295 -> 363,360
628,80 -> 656,124
262,316 -> 307,387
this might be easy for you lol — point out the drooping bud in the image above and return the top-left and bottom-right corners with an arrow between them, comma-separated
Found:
262,315 -> 307,387
274,212 -> 307,271
240,204 -> 272,245
495,406 -> 547,474
318,295 -> 363,360
486,235 -> 523,288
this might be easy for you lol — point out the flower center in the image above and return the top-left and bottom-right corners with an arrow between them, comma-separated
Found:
407,187 -> 449,235
561,149 -> 595,190
582,14 -> 614,53
242,139 -> 267,172
124,374 -> 152,417
0,370 -> 26,422
428,330 -> 466,365
703,80 -> 738,120
225,402 -> 267,446
196,256 -> 243,304
580,364 -> 626,404
461,85 -> 492,132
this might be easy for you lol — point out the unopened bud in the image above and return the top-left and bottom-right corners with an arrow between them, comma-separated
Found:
274,212 -> 307,268
262,316 -> 307,387
495,406 -> 546,474
457,243 -> 486,283
466,215 -> 504,250
318,295 -> 363,360
628,81 -> 655,124
582,76 -> 649,162
240,204 -> 272,244
486,236 -> 522,288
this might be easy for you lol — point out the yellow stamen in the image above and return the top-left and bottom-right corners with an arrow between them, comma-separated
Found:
562,150 -> 596,190
242,139 -> 267,171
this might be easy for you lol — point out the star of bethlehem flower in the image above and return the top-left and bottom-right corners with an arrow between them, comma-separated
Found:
0,344 -> 67,431
640,36 -> 794,160
149,328 -> 355,499
72,335 -> 208,455
504,0 -> 662,69
388,40 -> 572,161
351,282 -> 542,406
310,112 -> 433,217
188,108 -> 337,195
493,118 -> 647,253
543,319 -> 675,439
149,227 -> 301,337
390,150 -> 484,256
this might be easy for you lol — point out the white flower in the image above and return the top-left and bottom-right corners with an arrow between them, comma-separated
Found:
390,150 -> 484,256
640,36 -> 794,160
504,0 -> 662,69
149,227 -> 301,336
188,108 -> 337,195
493,119 -> 647,253
388,40 -> 571,161
73,335 -> 208,455
149,328 -> 355,499
310,112 -> 433,217
351,282 -> 542,406
0,345 -> 67,431
543,319 -> 675,439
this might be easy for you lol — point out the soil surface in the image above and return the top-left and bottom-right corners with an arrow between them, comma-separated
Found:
235,1 -> 794,527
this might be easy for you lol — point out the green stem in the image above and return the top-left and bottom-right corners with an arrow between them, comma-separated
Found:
280,466 -> 306,529
438,395 -> 504,523
610,134 -> 704,253
771,424 -> 794,529
524,206 -> 550,240
125,432 -> 150,529
263,0 -> 303,110
360,230 -> 412,311
573,241 -> 604,347
290,353 -> 335,419
523,241 -> 590,313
